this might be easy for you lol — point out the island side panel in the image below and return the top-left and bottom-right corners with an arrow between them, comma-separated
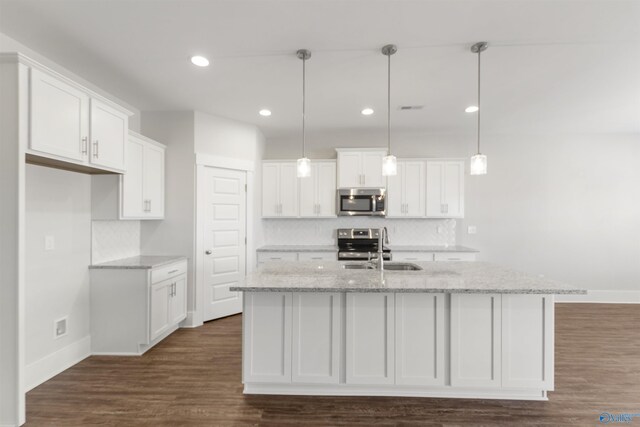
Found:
502,294 -> 554,390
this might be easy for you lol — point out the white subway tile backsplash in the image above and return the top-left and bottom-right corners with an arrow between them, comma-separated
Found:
91,221 -> 140,264
263,218 -> 456,246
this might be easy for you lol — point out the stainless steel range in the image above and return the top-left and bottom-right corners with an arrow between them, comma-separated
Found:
337,228 -> 392,261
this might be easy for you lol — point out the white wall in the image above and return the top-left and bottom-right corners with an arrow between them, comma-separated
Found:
24,165 -> 91,390
266,130 -> 640,294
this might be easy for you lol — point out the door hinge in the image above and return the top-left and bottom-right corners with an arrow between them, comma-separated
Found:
245,184 -> 247,192
245,236 -> 247,244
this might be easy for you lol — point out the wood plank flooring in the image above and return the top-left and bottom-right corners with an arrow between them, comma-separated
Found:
26,304 -> 640,426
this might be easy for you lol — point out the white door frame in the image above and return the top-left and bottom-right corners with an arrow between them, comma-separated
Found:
194,153 -> 254,327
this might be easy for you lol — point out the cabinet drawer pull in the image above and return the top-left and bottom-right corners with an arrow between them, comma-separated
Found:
167,269 -> 179,274
270,257 -> 282,260
311,257 -> 323,260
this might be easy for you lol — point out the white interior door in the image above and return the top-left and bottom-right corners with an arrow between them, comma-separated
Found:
203,167 -> 247,321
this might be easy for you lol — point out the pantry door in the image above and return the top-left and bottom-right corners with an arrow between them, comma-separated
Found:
202,167 -> 247,321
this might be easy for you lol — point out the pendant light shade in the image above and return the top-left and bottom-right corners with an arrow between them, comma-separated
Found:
470,41 -> 488,176
381,44 -> 397,177
296,49 -> 312,178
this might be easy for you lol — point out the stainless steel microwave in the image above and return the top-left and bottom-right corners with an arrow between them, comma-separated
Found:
337,188 -> 386,216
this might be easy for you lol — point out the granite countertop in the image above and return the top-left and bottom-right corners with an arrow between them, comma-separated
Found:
230,261 -> 585,295
89,256 -> 187,270
389,245 -> 479,253
257,245 -> 338,252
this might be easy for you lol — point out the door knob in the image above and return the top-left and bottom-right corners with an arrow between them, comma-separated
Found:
205,250 -> 212,255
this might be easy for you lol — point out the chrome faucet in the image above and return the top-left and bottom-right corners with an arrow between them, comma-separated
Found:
371,227 -> 389,270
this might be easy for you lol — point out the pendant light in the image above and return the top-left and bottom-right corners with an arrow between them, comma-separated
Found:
296,49 -> 312,178
470,42 -> 488,175
381,44 -> 397,176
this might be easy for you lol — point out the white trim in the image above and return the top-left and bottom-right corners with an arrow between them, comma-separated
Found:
556,290 -> 640,304
243,383 -> 548,401
335,148 -> 388,153
195,153 -> 254,171
180,311 -> 200,328
128,130 -> 166,149
25,336 -> 91,392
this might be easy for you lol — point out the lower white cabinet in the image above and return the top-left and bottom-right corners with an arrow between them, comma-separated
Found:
434,252 -> 476,262
345,293 -> 395,385
257,251 -> 337,266
297,252 -> 337,262
243,292 -> 292,383
242,291 -> 554,398
395,293 -> 445,386
150,275 -> 187,341
393,252 -> 436,262
292,293 -> 342,384
90,259 -> 187,355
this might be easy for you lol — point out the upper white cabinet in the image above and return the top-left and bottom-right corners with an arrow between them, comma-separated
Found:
92,131 -> 165,220
262,162 -> 299,217
28,65 -> 131,173
426,160 -> 465,218
386,160 -> 425,218
30,68 -> 89,163
336,149 -> 386,188
121,132 -> 165,219
299,161 -> 336,217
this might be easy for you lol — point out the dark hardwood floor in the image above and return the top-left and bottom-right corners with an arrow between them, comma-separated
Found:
26,304 -> 640,426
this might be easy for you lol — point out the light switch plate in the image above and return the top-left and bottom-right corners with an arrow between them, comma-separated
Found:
45,235 -> 55,251
467,226 -> 477,234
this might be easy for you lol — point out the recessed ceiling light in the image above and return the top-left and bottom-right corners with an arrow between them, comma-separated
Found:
361,108 -> 374,116
190,55 -> 210,67
465,105 -> 479,113
259,109 -> 272,117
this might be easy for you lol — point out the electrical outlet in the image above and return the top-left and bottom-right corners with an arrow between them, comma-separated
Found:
467,226 -> 477,235
45,235 -> 55,251
54,317 -> 67,339
436,226 -> 443,234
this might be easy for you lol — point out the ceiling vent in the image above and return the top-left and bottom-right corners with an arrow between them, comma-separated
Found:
398,105 -> 424,111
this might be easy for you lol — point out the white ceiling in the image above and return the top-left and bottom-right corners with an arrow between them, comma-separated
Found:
1,0 -> 639,138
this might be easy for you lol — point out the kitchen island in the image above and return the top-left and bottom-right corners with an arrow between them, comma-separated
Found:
230,261 -> 585,401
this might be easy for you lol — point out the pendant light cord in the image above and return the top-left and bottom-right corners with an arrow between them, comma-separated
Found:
476,49 -> 481,155
387,51 -> 391,155
302,56 -> 306,158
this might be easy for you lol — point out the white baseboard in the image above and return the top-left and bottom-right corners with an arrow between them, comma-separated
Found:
180,311 -> 202,328
25,335 -> 91,392
556,290 -> 640,304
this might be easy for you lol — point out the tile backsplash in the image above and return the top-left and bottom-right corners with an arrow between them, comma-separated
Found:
91,220 -> 140,264
263,218 -> 457,246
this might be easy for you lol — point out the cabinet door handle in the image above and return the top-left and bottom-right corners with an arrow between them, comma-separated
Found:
81,137 -> 88,155
362,174 -> 365,186
93,140 -> 99,158
444,204 -> 448,214
147,199 -> 152,212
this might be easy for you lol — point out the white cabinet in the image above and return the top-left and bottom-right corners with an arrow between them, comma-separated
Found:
257,252 -> 298,265
426,160 -> 465,218
392,252 -> 435,262
395,293 -> 445,386
243,292 -> 292,383
502,295 -> 554,390
297,252 -> 336,261
92,131 -> 165,220
345,293 -> 395,385
28,66 -> 131,173
299,161 -> 336,217
262,162 -> 298,217
30,68 -> 89,162
434,252 -> 477,262
450,294 -> 502,388
90,259 -> 187,355
336,149 -> 386,188
386,160 -> 425,217
292,293 -> 342,384
89,98 -> 127,171
150,275 -> 187,341
121,132 -> 165,219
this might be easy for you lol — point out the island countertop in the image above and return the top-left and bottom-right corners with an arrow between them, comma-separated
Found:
231,261 -> 585,294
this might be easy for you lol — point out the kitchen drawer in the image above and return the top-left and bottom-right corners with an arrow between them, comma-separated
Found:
298,252 -> 337,261
392,252 -> 435,262
257,252 -> 298,263
434,252 -> 476,262
151,260 -> 188,284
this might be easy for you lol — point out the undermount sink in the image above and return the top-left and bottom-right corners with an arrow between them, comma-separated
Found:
342,262 -> 423,271
383,262 -> 423,271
